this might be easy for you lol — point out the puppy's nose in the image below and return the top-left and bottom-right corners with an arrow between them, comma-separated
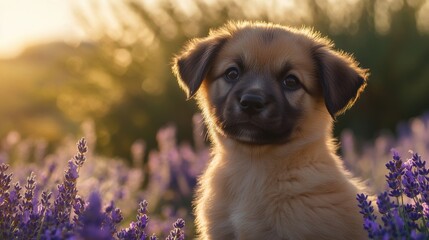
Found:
239,94 -> 265,114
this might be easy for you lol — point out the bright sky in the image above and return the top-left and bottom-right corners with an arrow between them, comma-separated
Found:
0,0 -> 86,58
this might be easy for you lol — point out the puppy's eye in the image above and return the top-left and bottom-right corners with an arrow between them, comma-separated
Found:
224,67 -> 240,82
282,75 -> 301,91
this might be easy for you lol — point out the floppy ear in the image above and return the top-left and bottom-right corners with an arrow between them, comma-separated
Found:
312,44 -> 368,118
172,36 -> 227,99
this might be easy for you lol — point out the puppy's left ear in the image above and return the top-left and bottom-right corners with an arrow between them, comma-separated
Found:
172,36 -> 227,99
312,44 -> 368,118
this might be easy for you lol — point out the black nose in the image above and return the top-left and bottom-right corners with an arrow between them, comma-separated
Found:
239,94 -> 265,114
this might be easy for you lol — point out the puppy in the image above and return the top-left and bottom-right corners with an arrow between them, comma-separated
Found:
172,21 -> 368,240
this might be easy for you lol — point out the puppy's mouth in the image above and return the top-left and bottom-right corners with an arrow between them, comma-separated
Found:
220,120 -> 290,145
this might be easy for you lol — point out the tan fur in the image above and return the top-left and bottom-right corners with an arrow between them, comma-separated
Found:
173,21 -> 368,240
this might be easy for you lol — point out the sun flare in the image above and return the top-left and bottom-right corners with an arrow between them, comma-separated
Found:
0,0 -> 84,58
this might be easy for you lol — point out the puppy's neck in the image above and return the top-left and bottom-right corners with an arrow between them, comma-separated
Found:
210,128 -> 335,166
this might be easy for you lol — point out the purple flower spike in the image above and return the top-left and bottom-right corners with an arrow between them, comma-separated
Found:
74,138 -> 87,168
392,149 -> 401,161
0,163 -> 12,194
23,172 -> 36,212
357,194 -> 377,220
67,160 -> 79,180
111,208 -> 123,224
166,218 -> 186,240
358,150 -> 429,239
173,218 -> 185,229
385,149 -> 405,198
376,192 -> 396,215
78,192 -> 111,240
139,200 -> 148,214
357,194 -> 380,238
402,170 -> 419,198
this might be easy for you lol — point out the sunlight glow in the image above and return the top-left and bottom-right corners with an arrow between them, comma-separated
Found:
0,0 -> 85,58
1,0 -> 429,59
417,0 -> 429,33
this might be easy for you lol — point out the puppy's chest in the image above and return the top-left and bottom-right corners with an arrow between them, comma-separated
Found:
225,160 -> 308,200
224,161 -> 312,235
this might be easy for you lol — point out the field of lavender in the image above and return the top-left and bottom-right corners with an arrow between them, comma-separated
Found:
1,113 -> 429,239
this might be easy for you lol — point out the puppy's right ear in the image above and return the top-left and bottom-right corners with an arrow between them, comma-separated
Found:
312,43 -> 368,118
172,36 -> 227,99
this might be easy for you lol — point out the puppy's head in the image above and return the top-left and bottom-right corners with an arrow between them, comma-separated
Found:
172,21 -> 368,145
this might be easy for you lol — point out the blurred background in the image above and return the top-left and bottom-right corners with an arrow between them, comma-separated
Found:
1,0 -> 429,237
1,0 -> 429,159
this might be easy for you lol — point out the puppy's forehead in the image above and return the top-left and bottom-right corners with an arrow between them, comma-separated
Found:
215,27 -> 316,75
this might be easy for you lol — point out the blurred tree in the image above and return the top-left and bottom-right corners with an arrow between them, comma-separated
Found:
1,0 -> 428,159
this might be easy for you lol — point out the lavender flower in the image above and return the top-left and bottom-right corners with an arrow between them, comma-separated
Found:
16,172 -> 41,239
117,200 -> 150,240
166,218 -> 185,240
53,163 -> 79,230
73,195 -> 85,227
376,192 -> 396,215
0,163 -> 15,239
77,191 -> 111,240
357,193 -> 380,238
1,137 -> 187,239
402,169 -> 419,198
385,150 -> 404,198
0,163 -> 12,195
104,201 -> 123,235
23,172 -> 36,212
358,150 -> 429,238
74,138 -> 87,168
